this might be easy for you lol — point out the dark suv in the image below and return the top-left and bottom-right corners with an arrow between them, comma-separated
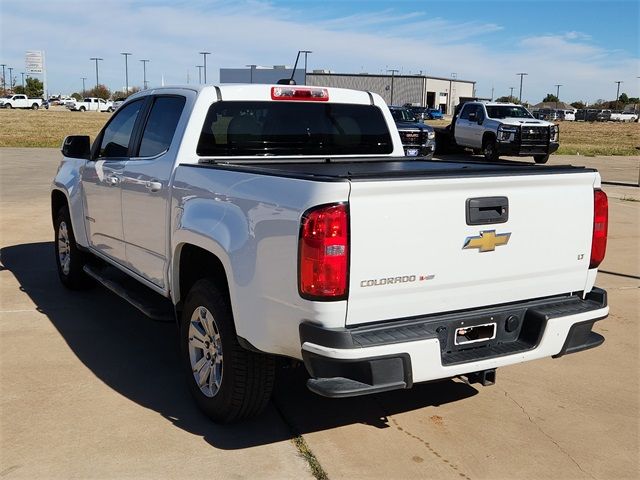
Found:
388,106 -> 436,158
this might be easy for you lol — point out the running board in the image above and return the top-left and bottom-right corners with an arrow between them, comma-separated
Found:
83,265 -> 175,322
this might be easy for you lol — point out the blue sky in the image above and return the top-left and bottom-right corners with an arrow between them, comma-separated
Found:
1,0 -> 638,102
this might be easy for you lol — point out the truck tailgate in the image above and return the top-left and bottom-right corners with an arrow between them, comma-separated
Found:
346,172 -> 596,326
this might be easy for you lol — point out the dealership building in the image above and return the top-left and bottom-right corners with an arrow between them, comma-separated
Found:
219,66 -> 476,114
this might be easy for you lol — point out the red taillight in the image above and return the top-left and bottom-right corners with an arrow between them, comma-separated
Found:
590,189 -> 608,269
299,203 -> 349,300
271,86 -> 329,101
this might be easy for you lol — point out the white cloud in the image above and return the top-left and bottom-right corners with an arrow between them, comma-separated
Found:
0,0 -> 637,102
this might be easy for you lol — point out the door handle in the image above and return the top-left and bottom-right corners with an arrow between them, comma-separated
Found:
145,180 -> 162,192
106,174 -> 120,186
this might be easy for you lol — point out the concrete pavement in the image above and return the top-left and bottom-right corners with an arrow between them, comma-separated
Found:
1,149 -> 638,479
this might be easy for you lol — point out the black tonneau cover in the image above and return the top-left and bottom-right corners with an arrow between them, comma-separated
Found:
193,157 -> 595,182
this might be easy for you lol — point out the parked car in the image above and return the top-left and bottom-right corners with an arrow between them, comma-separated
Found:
596,110 -> 611,122
433,101 -> 559,163
536,108 -> 559,121
609,111 -> 638,122
67,97 -> 114,112
426,108 -> 444,120
0,94 -> 43,109
559,109 -> 575,121
52,84 -> 609,423
112,97 -> 126,110
388,106 -> 436,157
575,109 -> 598,122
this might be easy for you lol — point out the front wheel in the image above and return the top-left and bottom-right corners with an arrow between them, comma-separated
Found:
54,206 -> 93,289
482,137 -> 500,161
534,154 -> 550,164
31,103 -> 39,110
79,107 -> 85,112
180,279 -> 275,423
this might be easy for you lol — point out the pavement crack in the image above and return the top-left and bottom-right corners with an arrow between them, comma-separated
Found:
500,389 -> 597,480
272,397 -> 329,480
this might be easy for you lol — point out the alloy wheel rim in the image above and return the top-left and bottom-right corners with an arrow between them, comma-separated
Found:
188,306 -> 223,397
57,221 -> 71,275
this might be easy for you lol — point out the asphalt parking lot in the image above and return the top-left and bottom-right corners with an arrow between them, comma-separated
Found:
1,149 -> 638,479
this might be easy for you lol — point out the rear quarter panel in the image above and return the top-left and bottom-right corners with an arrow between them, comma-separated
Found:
171,166 -> 350,358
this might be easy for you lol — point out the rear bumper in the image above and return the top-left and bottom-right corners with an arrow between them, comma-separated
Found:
301,288 -> 607,398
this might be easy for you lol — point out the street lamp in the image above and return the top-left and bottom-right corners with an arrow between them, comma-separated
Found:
90,57 -> 103,89
0,64 -> 6,91
300,50 -> 312,85
20,72 -> 25,89
199,52 -> 211,83
140,59 -> 149,89
509,86 -> 515,99
516,73 -> 528,104
8,67 -> 13,90
196,65 -> 203,84
554,84 -> 563,111
387,69 -> 399,105
121,52 -> 132,94
81,77 -> 87,96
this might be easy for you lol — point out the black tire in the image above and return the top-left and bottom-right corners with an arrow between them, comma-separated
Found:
79,107 -> 85,112
6,103 -> 13,109
54,206 -> 93,289
107,107 -> 114,113
180,278 -> 275,423
482,136 -> 500,161
534,154 -> 550,164
31,103 -> 39,110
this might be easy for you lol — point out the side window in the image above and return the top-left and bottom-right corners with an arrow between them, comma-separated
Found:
99,100 -> 143,158
459,104 -> 475,120
138,96 -> 186,157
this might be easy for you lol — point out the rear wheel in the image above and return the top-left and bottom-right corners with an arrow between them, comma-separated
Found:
79,106 -> 85,112
54,206 -> 93,289
534,154 -> 550,164
180,279 -> 275,423
31,103 -> 39,110
482,137 -> 499,161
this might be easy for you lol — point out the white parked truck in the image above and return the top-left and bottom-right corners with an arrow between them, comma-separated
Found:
66,97 -> 114,112
0,94 -> 43,109
435,101 -> 559,164
52,84 -> 609,423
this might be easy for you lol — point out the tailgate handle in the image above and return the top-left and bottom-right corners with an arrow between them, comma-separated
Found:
466,196 -> 508,225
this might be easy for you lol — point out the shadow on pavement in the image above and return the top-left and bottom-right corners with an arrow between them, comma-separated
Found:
1,242 -> 478,449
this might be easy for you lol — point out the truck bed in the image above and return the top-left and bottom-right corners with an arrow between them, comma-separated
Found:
194,157 -> 594,181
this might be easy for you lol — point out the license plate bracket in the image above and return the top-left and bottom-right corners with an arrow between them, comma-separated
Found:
454,322 -> 497,346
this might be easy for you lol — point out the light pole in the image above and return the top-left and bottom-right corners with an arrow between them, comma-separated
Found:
614,80 -> 623,109
7,67 -> 13,90
121,52 -> 132,94
140,59 -> 149,90
196,65 -> 203,84
516,73 -> 528,104
509,86 -> 515,99
387,69 -> 399,105
90,57 -> 103,89
245,65 -> 256,84
199,52 -> 211,83
81,77 -> 87,96
554,84 -> 562,110
140,59 -> 149,89
0,64 -> 5,91
300,50 -> 312,85
20,72 -> 25,90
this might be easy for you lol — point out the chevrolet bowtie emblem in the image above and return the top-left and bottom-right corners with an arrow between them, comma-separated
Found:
463,230 -> 511,252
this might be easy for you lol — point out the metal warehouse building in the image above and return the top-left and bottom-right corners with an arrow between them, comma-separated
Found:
220,66 -> 476,114
307,72 -> 475,115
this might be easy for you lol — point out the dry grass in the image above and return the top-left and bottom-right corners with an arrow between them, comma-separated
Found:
0,107 -> 110,148
0,108 -> 638,156
424,119 -> 639,156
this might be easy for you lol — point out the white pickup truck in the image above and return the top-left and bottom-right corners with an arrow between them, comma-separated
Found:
436,101 -> 559,164
52,84 -> 609,423
0,94 -> 43,109
67,97 -> 114,112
